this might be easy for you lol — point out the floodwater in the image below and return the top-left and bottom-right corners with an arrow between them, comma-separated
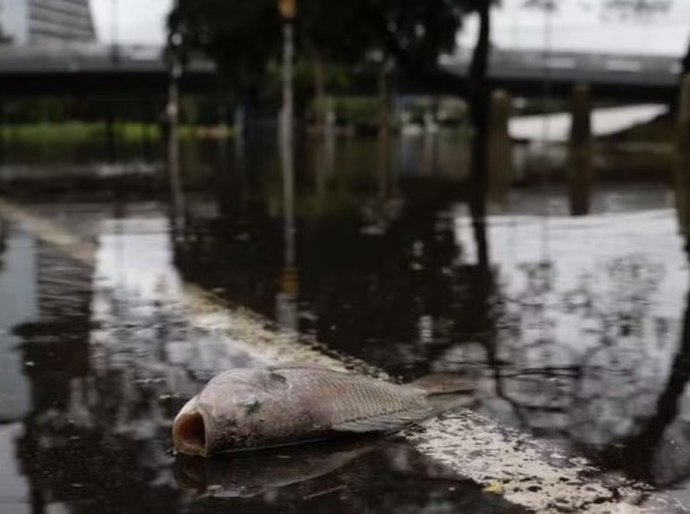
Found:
0,129 -> 689,513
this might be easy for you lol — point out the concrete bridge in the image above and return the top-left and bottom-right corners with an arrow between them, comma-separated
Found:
0,43 -> 681,101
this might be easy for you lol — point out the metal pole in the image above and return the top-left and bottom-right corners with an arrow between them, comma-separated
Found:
281,21 -> 294,149
111,0 -> 119,64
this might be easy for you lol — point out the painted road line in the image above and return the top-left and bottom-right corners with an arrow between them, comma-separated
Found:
0,196 -> 666,513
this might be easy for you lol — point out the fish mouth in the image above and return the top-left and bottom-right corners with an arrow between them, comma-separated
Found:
172,396 -> 210,457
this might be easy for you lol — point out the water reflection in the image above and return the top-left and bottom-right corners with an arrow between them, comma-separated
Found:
174,439 -> 528,513
1,131 -> 690,510
174,438 -> 379,498
173,134 -> 690,492
452,211 -> 689,487
0,224 -> 33,423
0,195 -> 524,513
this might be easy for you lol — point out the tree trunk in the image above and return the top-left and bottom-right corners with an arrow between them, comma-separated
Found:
671,35 -> 690,114
469,2 -> 491,270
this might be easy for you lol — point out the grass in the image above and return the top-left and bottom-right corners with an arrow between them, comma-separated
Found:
0,122 -> 233,144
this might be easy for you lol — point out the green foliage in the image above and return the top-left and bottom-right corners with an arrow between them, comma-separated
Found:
332,96 -> 385,126
0,123 -> 225,144
167,0 -> 492,95
168,0 -> 282,85
5,99 -> 68,123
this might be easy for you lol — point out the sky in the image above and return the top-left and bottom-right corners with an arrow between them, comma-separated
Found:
459,0 -> 690,56
90,0 -> 690,56
90,0 -> 172,44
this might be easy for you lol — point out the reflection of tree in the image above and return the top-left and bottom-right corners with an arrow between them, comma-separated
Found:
12,238 -> 201,514
175,142 -> 491,380
477,253 -> 675,462
601,0 -> 671,19
10,236 -> 523,513
173,136 -> 690,489
175,440 -> 528,514
524,0 -> 672,18
596,287 -> 690,487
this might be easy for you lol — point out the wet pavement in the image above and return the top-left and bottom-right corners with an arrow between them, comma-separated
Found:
1,133 -> 690,512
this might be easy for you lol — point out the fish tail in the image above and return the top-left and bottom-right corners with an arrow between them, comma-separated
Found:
409,374 -> 474,396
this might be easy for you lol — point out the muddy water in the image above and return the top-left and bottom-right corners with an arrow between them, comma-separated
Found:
0,133 -> 688,512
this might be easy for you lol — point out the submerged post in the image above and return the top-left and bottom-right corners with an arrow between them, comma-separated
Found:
105,106 -> 117,162
674,74 -> 690,249
488,90 -> 512,204
678,74 -> 690,148
568,83 -> 593,216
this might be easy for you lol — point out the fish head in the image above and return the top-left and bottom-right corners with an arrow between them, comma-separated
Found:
172,369 -> 289,456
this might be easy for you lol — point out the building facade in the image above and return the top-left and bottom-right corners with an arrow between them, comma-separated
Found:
0,0 -> 96,45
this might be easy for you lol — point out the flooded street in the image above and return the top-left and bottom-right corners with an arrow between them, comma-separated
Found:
1,132 -> 689,512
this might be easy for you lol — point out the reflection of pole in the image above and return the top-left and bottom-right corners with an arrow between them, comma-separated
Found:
278,91 -> 298,333
277,128 -> 298,332
279,0 -> 296,266
277,0 -> 298,333
282,132 -> 295,268
277,147 -> 298,333
168,47 -> 185,237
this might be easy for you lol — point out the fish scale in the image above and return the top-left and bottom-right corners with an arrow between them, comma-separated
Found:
283,367 -> 427,426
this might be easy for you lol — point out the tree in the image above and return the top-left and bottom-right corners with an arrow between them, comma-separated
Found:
167,0 -> 495,183
168,0 -> 281,88
297,2 -> 378,113
168,0 -> 493,100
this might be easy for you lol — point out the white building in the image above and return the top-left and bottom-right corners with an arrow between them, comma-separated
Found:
0,0 -> 96,46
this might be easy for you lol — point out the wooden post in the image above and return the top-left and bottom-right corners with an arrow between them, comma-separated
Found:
0,101 -> 5,166
679,74 -> 690,141
488,90 -> 512,204
674,74 -> 690,250
568,83 -> 593,216
105,105 -> 117,163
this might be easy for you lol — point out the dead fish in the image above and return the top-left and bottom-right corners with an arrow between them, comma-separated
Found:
174,437 -> 378,498
172,364 -> 472,457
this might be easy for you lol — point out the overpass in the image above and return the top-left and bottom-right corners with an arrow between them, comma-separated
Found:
0,43 -> 681,101
442,48 -> 681,101
0,44 -> 218,96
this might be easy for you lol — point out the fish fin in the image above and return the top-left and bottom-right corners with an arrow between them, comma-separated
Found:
409,374 -> 474,396
332,407 -> 433,434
